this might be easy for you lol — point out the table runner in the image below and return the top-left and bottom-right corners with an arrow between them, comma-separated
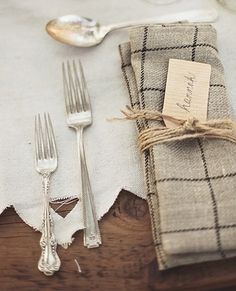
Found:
0,0 -> 146,246
119,24 -> 236,269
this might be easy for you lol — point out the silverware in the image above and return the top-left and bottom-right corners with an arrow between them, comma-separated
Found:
35,113 -> 61,276
46,9 -> 218,47
217,0 -> 236,12
62,60 -> 101,248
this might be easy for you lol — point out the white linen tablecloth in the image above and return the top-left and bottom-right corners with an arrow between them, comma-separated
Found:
0,0 -> 235,245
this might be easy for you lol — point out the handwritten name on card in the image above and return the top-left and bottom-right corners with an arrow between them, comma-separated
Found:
163,59 -> 211,128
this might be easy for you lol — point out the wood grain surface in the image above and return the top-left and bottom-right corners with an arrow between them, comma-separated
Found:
1,190 -> 236,291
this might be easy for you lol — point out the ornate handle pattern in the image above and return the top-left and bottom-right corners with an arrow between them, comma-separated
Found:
38,174 -> 61,276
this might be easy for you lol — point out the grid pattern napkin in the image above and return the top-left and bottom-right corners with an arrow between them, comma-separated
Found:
119,24 -> 236,269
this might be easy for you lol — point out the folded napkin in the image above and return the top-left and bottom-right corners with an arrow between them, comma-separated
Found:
119,24 -> 236,269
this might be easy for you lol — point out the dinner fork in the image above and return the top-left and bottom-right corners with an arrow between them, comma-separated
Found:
35,113 -> 61,276
62,60 -> 101,248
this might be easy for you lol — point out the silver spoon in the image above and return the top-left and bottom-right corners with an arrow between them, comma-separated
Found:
46,9 -> 218,47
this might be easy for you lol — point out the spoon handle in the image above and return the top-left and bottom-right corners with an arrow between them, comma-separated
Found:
106,9 -> 218,31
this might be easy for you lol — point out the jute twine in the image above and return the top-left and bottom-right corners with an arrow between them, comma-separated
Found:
121,106 -> 236,152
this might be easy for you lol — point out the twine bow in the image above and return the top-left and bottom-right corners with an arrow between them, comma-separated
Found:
121,106 -> 236,152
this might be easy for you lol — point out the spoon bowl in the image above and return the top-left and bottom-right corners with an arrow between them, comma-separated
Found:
46,15 -> 109,47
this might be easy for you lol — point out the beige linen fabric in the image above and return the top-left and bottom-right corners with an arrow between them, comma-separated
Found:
119,24 -> 236,270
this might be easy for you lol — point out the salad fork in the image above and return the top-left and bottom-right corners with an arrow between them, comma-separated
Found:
35,113 -> 61,276
62,60 -> 101,248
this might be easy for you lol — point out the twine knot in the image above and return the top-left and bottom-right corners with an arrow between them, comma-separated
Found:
182,117 -> 198,132
120,105 -> 236,152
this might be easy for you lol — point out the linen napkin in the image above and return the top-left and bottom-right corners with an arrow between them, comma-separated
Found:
119,24 -> 236,270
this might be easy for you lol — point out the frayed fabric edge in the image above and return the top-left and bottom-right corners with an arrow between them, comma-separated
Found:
0,187 -> 146,246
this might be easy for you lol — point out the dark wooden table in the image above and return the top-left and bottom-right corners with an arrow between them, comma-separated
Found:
1,190 -> 236,291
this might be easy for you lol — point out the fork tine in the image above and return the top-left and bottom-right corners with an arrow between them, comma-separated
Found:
35,115 -> 40,161
37,114 -> 46,160
62,62 -> 71,115
67,60 -> 81,114
72,59 -> 84,111
47,113 -> 57,159
38,114 -> 46,160
72,59 -> 83,112
77,59 -> 90,109
66,61 -> 75,114
44,113 -> 51,159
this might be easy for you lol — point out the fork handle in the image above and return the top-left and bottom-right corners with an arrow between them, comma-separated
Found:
77,128 -> 102,248
38,174 -> 61,276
